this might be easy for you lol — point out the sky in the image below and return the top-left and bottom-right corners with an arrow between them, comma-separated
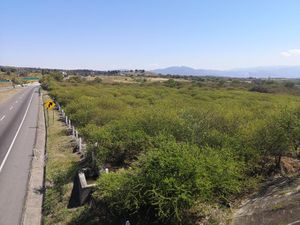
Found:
0,0 -> 300,70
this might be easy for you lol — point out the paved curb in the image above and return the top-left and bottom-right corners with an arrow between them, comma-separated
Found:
22,92 -> 46,225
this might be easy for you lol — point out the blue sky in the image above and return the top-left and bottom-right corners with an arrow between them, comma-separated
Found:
0,0 -> 300,70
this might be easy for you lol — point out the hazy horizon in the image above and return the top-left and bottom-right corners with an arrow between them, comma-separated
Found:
2,64 -> 300,72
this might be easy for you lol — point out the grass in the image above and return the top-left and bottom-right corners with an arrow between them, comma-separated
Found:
43,93 -> 85,225
271,203 -> 284,211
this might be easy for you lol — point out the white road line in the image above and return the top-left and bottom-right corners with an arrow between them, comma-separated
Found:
0,115 -> 5,121
9,106 -> 13,110
0,90 -> 35,173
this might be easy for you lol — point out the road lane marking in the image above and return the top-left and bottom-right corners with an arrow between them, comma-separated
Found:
0,115 -> 5,121
9,106 -> 13,110
0,89 -> 35,173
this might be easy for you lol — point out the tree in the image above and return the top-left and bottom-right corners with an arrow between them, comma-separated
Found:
284,81 -> 295,88
164,79 -> 179,88
50,72 -> 64,81
254,109 -> 299,169
11,76 -> 23,85
93,77 -> 102,83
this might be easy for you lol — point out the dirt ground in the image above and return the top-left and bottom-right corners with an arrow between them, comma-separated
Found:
85,75 -> 190,84
232,158 -> 300,225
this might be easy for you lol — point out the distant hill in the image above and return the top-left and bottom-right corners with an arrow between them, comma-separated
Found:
152,66 -> 221,76
152,66 -> 300,78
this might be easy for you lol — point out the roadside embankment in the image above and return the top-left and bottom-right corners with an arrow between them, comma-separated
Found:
42,93 -> 85,225
232,160 -> 300,225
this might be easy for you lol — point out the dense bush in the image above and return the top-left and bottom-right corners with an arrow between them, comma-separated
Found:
253,109 -> 300,169
249,85 -> 270,93
45,79 -> 300,224
94,137 -> 243,224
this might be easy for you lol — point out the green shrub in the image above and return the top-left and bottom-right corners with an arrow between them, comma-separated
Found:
94,137 -> 244,224
44,80 -> 300,224
253,109 -> 300,168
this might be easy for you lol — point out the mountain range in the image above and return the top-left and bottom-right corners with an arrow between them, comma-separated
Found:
152,66 -> 300,78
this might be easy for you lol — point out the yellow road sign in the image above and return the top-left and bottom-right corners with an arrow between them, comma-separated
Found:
44,99 -> 56,110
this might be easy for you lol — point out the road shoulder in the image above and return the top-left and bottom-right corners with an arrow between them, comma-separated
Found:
22,92 -> 46,225
42,93 -> 84,225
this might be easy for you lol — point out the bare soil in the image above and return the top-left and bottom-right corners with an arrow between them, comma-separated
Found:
232,157 -> 300,225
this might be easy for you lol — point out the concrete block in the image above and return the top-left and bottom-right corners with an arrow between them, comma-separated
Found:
78,172 -> 96,205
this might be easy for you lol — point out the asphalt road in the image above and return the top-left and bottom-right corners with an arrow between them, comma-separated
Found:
0,85 -> 40,225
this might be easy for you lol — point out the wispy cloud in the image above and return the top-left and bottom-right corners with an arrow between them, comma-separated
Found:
281,49 -> 300,57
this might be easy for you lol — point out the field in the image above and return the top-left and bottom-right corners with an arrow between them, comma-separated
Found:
42,75 -> 300,225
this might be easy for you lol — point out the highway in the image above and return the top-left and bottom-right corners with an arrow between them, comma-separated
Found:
0,85 -> 40,225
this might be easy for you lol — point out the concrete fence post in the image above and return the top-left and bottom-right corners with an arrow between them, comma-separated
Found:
65,116 -> 68,125
91,150 -> 95,164
68,119 -> 72,129
79,137 -> 82,152
92,142 -> 98,165
75,130 -> 78,141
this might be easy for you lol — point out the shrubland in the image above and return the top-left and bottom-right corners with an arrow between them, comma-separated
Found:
42,76 -> 300,224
